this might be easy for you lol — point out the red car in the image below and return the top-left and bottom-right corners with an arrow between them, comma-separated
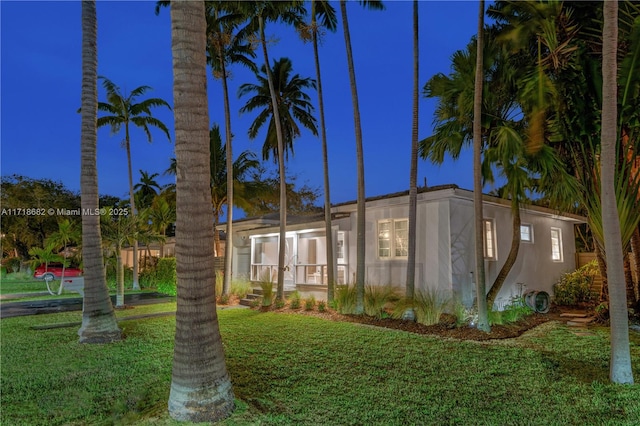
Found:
34,263 -> 83,281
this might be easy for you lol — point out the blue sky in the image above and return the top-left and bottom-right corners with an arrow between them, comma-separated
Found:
1,1 -> 482,213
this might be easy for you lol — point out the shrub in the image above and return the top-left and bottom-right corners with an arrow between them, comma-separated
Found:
452,301 -> 474,327
259,278 -> 274,307
553,260 -> 598,305
215,271 -> 223,297
218,293 -> 230,305
275,298 -> 285,309
317,300 -> 327,312
335,285 -> 357,314
364,285 -> 399,318
489,298 -> 534,325
230,279 -> 251,299
393,289 -> 452,326
288,291 -> 302,310
153,258 -> 177,296
304,295 -> 316,311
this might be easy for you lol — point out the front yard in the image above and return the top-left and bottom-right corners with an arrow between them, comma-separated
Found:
2,302 -> 640,425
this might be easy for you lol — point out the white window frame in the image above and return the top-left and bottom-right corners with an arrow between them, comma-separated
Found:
520,224 -> 533,243
550,227 -> 563,262
483,219 -> 497,260
377,219 -> 409,259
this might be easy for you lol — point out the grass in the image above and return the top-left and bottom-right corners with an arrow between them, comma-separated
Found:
2,305 -> 640,425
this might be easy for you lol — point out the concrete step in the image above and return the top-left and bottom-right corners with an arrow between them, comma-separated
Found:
560,313 -> 589,318
567,317 -> 595,327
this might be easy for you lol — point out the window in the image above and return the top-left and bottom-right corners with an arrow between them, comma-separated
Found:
378,219 -> 408,259
520,224 -> 533,243
550,227 -> 563,262
483,219 -> 497,260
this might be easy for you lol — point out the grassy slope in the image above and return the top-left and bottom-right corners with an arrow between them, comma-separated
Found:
1,304 -> 640,425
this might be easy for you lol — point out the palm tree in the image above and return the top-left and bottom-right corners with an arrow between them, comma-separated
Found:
340,0 -> 384,314
46,219 -> 81,295
208,124 -> 260,257
78,0 -> 121,344
168,1 -> 234,421
100,210 -> 138,308
403,0 -> 419,321
134,170 -> 162,209
97,76 -> 171,291
300,0 -> 338,301
238,1 -> 307,301
239,55 -> 317,299
145,196 -> 175,257
472,0 -> 490,332
601,0 -> 634,384
207,2 -> 257,297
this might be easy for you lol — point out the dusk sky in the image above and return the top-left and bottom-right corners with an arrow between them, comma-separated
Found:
1,1 -> 483,217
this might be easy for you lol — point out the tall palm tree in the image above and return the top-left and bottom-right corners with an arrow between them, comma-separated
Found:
239,0 -> 306,301
472,0 -> 490,332
403,0 -> 419,321
46,219 -> 80,295
168,1 -> 234,421
97,77 -> 171,291
207,2 -> 257,296
340,0 -> 384,314
601,0 -> 634,385
239,55 -> 317,299
302,0 -> 338,301
78,0 -> 121,344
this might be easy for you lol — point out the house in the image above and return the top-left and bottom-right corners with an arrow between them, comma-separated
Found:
230,184 -> 585,308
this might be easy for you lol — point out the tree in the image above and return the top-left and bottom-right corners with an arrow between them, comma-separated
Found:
299,0 -> 338,302
97,76 -> 171,291
168,1 -> 234,421
144,196 -> 175,257
134,170 -> 162,209
472,0 -> 490,332
206,2 -> 258,297
78,0 -> 121,344
239,1 -> 307,301
100,210 -> 138,308
601,0 -> 634,385
403,0 -> 419,321
340,0 -> 384,314
239,54 -> 317,300
28,243 -> 62,294
46,219 -> 81,295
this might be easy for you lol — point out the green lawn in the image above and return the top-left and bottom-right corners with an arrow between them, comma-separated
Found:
2,304 -> 640,425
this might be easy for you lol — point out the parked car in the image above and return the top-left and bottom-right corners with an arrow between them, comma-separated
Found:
33,263 -> 83,281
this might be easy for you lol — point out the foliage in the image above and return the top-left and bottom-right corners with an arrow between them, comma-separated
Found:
215,270 -> 224,297
335,284 -> 357,314
141,257 -> 177,296
230,279 -> 251,299
364,285 -> 399,318
393,289 -> 453,326
452,301 -> 475,327
3,307 -> 640,425
288,290 -> 302,310
317,300 -> 327,312
0,175 -> 81,259
488,298 -> 534,326
275,298 -> 286,309
259,273 -> 274,307
553,260 -> 599,306
304,295 -> 316,311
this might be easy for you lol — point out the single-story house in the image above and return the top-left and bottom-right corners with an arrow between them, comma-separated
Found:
229,184 -> 585,308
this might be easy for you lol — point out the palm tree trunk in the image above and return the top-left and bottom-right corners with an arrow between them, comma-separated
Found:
58,247 -> 67,296
78,0 -> 121,344
340,0 -> 365,314
125,127 -> 140,291
221,53 -> 233,297
601,0 -> 633,384
259,14 -> 288,301
473,0 -> 490,332
311,0 -> 335,302
486,204 -> 521,308
404,0 -> 419,319
168,1 -> 235,420
595,239 -> 609,301
630,226 -> 640,301
116,245 -> 124,308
